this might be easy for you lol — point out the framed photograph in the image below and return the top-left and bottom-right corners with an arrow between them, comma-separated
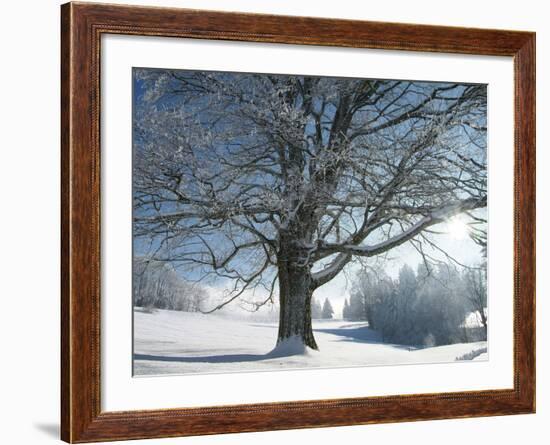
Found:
61,2 -> 535,442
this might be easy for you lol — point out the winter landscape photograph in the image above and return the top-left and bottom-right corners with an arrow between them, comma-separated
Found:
132,68 -> 488,376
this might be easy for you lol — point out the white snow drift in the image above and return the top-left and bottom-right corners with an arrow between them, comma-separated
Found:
133,309 -> 487,376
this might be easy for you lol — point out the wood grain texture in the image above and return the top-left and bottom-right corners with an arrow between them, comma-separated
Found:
60,2 -> 536,442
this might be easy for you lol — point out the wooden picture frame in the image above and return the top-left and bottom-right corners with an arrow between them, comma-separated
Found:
61,2 -> 535,442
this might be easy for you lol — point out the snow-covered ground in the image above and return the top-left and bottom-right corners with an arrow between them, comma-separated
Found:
133,309 -> 487,376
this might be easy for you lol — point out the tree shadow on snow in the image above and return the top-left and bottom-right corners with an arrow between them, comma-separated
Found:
313,326 -> 418,350
313,326 -> 383,344
134,353 -> 272,363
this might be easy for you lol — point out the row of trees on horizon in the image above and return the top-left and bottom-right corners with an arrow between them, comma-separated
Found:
342,263 -> 487,347
133,258 -> 208,313
134,256 -> 487,349
135,256 -> 340,320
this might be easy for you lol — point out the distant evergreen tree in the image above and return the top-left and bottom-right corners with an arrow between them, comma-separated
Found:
311,297 -> 323,319
347,291 -> 365,321
342,298 -> 350,320
321,298 -> 334,319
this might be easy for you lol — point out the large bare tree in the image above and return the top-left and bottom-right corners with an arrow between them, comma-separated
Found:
133,69 -> 487,350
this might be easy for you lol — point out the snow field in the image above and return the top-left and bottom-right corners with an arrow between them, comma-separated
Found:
134,309 -> 487,376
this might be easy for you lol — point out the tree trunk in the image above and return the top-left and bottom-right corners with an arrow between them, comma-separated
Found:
480,310 -> 488,338
276,253 -> 318,350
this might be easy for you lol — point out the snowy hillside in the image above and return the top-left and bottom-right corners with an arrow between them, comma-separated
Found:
134,309 -> 487,376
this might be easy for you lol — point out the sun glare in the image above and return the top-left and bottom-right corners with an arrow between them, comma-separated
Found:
447,216 -> 469,240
